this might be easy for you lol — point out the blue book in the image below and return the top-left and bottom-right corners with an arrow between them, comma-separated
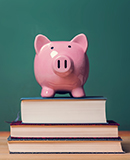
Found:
21,96 -> 107,124
7,136 -> 124,154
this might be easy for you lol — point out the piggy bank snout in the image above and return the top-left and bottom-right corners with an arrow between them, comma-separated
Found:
52,55 -> 73,77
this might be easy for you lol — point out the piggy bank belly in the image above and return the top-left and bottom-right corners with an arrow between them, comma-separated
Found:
43,74 -> 83,91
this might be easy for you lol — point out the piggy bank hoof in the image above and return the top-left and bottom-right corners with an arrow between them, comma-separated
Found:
41,87 -> 55,97
71,87 -> 85,97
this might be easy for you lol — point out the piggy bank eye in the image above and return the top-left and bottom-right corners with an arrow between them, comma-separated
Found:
51,47 -> 54,49
68,45 -> 71,48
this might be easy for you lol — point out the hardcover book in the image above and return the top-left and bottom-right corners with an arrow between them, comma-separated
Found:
10,120 -> 119,138
7,136 -> 124,154
21,96 -> 107,124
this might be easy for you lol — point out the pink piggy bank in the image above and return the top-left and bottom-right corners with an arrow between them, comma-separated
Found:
34,33 -> 89,97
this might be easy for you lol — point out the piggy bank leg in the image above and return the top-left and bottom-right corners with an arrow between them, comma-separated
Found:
71,87 -> 85,97
41,86 -> 55,97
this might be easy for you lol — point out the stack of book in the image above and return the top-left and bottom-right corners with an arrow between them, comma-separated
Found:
7,97 -> 124,154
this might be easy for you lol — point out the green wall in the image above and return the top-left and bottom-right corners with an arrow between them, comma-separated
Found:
0,0 -> 130,131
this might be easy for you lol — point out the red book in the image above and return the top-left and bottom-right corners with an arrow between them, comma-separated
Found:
10,120 -> 119,138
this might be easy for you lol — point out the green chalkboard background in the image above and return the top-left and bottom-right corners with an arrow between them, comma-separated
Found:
0,0 -> 130,131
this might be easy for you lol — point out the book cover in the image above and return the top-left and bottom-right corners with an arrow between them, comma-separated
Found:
21,96 -> 107,101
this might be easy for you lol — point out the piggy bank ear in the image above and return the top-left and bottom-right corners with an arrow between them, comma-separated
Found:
34,34 -> 50,54
71,34 -> 88,52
